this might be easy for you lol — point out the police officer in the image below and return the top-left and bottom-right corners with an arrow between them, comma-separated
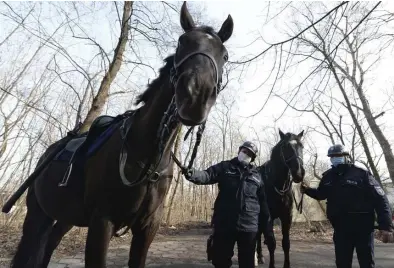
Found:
300,144 -> 393,268
183,141 -> 271,268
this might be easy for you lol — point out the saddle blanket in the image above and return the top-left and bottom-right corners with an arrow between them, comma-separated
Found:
54,117 -> 121,162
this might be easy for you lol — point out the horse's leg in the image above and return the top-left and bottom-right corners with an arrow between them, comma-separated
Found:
128,209 -> 162,268
265,219 -> 276,268
256,233 -> 265,264
85,212 -> 114,268
37,222 -> 73,267
11,187 -> 54,268
281,212 -> 292,268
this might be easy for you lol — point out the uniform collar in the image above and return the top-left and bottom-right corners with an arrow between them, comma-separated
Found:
331,163 -> 352,175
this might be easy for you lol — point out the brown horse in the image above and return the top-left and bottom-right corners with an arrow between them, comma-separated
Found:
9,2 -> 234,267
256,130 -> 305,268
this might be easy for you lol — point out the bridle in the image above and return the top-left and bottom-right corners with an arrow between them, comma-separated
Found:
119,32 -> 224,187
270,139 -> 305,213
170,50 -> 222,96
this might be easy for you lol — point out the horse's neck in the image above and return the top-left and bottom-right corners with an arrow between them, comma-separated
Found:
129,78 -> 179,158
269,159 -> 290,190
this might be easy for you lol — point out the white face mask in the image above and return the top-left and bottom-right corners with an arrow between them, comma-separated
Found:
330,157 -> 345,167
238,152 -> 251,164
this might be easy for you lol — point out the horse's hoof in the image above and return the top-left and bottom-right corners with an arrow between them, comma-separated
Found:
258,257 -> 265,264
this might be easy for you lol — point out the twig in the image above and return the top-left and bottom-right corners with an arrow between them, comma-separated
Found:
229,1 -> 349,64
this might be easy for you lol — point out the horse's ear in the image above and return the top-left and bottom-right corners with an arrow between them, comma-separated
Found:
217,15 -> 234,43
297,130 -> 304,139
279,129 -> 285,140
180,2 -> 195,32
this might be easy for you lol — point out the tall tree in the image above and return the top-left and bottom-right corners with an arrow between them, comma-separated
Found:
79,2 -> 133,132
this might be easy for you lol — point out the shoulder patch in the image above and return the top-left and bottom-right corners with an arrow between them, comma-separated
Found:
375,185 -> 385,196
345,180 -> 358,186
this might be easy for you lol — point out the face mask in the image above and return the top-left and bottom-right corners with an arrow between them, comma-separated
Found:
330,157 -> 345,167
238,152 -> 251,164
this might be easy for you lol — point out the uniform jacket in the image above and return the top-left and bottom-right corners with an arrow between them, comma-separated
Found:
305,164 -> 393,231
186,157 -> 270,233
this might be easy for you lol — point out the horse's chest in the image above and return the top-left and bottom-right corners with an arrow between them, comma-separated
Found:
266,186 -> 292,216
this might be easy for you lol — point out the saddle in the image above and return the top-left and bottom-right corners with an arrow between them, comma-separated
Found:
54,114 -> 128,186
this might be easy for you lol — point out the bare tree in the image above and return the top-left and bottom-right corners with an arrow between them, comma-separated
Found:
254,2 -> 394,185
79,2 -> 133,132
329,18 -> 394,184
293,3 -> 393,184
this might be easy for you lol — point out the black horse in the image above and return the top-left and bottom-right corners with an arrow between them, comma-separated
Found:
256,130 -> 305,268
7,2 -> 234,268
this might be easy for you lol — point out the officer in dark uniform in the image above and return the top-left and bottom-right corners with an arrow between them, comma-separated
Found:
301,144 -> 393,268
183,141 -> 271,268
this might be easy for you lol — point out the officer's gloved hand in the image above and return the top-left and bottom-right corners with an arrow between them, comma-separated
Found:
379,230 -> 393,243
300,182 -> 309,194
182,167 -> 195,180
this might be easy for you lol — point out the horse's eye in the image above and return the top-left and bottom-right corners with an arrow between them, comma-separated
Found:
224,54 -> 229,62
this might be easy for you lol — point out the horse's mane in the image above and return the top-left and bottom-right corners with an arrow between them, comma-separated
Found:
135,55 -> 175,105
270,138 -> 285,161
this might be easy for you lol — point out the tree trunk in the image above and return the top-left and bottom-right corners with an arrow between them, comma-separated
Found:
300,31 -> 383,185
191,185 -> 197,217
333,32 -> 394,184
80,1 -> 133,132
349,70 -> 394,184
180,171 -> 184,221
328,65 -> 382,185
165,127 -> 182,225
315,48 -> 383,185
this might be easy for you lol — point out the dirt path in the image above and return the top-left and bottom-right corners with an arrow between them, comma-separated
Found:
1,229 -> 393,268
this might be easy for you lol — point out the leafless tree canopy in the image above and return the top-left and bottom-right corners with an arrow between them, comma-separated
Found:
1,1 -> 394,227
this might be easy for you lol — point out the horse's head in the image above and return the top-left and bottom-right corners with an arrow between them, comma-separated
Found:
172,2 -> 233,126
273,129 -> 305,183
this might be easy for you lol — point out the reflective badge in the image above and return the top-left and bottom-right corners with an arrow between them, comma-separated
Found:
251,176 -> 260,184
375,186 -> 385,196
346,180 -> 357,186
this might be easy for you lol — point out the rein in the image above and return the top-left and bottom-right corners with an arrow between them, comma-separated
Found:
119,48 -> 222,187
170,121 -> 206,172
